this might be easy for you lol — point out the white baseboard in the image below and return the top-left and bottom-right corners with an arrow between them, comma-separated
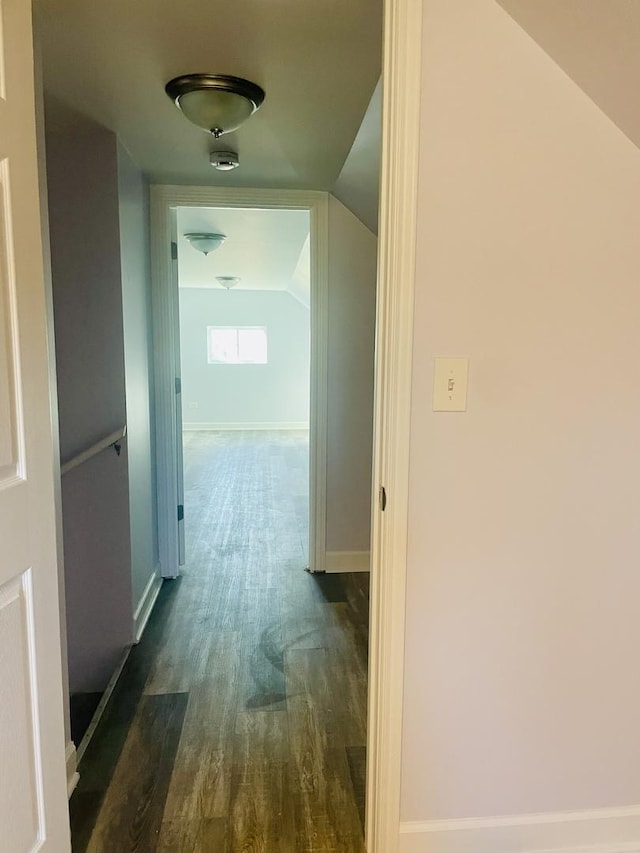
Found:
182,421 -> 309,431
325,550 -> 370,573
65,740 -> 79,798
73,567 -> 161,771
133,566 -> 162,643
399,806 -> 640,853
76,646 -> 131,765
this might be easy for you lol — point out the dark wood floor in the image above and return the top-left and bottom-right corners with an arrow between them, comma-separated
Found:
70,692 -> 103,746
69,430 -> 369,852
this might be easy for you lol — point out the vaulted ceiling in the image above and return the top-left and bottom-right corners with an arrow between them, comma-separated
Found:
177,207 -> 310,294
36,0 -> 383,191
498,0 -> 640,151
39,1 -> 640,233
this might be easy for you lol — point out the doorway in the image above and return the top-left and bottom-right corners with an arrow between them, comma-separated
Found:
176,204 -> 312,571
152,188 -> 329,579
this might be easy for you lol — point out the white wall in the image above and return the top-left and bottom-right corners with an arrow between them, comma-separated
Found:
117,143 -> 159,613
401,0 -> 640,844
45,98 -> 132,693
326,197 -> 377,554
179,288 -> 310,428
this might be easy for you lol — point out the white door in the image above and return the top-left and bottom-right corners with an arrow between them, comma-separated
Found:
171,232 -> 185,566
0,1 -> 71,851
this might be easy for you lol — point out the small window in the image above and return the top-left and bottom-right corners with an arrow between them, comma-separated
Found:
207,326 -> 268,364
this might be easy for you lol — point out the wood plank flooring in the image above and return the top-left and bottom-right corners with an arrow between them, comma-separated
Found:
70,430 -> 369,852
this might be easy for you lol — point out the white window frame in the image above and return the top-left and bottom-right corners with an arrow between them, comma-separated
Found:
206,325 -> 268,365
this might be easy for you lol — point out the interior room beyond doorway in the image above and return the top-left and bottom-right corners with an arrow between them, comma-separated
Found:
176,204 -> 312,562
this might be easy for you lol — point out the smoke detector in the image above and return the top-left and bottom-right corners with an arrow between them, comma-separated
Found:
210,150 -> 239,171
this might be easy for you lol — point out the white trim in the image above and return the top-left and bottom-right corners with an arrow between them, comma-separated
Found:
366,0 -> 423,851
182,421 -> 309,432
133,566 -> 162,643
399,806 -> 640,853
150,186 -> 328,577
325,550 -> 370,573
308,191 -> 329,575
76,646 -> 131,765
65,741 -> 79,798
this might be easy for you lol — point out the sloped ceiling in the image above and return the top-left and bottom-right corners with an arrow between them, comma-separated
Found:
36,0 -> 383,190
332,79 -> 382,234
497,0 -> 640,150
177,207 -> 309,296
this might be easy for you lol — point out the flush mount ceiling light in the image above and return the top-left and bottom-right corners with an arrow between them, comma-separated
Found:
165,74 -> 265,138
184,233 -> 226,255
216,276 -> 240,289
210,150 -> 239,171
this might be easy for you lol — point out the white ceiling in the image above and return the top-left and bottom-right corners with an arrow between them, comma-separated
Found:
36,0 -> 383,190
176,207 -> 310,295
498,1 -> 640,151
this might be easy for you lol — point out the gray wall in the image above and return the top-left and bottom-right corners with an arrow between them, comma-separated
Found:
117,143 -> 159,610
332,80 -> 382,235
179,288 -> 310,427
45,97 -> 132,693
326,196 -> 377,554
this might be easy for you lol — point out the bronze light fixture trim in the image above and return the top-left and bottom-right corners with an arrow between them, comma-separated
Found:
165,74 -> 266,138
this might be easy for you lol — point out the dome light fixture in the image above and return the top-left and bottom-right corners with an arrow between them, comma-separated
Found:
184,233 -> 226,255
216,276 -> 240,290
210,150 -> 239,171
165,74 -> 265,138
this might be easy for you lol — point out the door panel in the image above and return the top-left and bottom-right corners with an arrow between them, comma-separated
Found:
0,0 -> 71,849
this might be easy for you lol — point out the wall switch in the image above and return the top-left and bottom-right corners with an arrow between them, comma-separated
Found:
433,358 -> 469,412
188,401 -> 199,410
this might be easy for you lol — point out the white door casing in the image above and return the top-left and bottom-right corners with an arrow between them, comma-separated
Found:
151,186 -> 328,577
0,0 -> 71,851
365,0 -> 423,850
170,216 -> 186,566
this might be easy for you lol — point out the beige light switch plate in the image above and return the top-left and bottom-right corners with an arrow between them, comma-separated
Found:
433,358 -> 469,411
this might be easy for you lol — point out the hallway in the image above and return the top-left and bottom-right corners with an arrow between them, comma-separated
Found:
69,430 -> 369,852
